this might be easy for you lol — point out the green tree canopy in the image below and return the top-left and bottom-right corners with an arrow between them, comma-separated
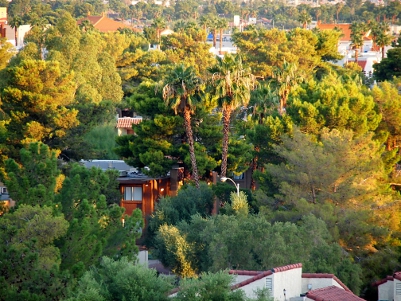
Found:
65,256 -> 173,301
1,59 -> 78,151
0,205 -> 69,301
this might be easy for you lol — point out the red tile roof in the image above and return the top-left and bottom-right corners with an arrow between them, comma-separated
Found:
229,263 -> 302,290
316,23 -> 352,41
372,275 -> 393,286
316,23 -> 372,43
302,273 -> 351,292
306,285 -> 366,301
394,271 -> 401,281
77,14 -> 133,33
356,60 -> 367,71
116,117 -> 142,129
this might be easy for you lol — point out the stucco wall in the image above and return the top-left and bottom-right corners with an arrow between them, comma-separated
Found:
272,268 -> 303,300
395,279 -> 401,301
232,275 -> 255,285
301,278 -> 342,293
378,280 -> 393,301
237,277 -> 268,299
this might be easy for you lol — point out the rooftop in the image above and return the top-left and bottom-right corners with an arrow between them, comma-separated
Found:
116,117 -> 143,129
229,263 -> 303,290
306,285 -> 366,301
302,273 -> 351,292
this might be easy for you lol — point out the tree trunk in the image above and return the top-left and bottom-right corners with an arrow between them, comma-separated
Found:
184,107 -> 200,188
213,29 -> 217,48
221,105 -> 232,178
354,48 -> 358,62
14,27 -> 18,47
250,146 -> 260,191
382,46 -> 385,59
219,28 -> 223,54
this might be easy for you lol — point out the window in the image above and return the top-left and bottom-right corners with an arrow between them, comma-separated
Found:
396,283 -> 401,295
233,173 -> 244,180
266,278 -> 273,292
2,187 -> 7,194
124,186 -> 142,201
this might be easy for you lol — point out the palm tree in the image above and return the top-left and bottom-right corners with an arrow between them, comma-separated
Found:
272,61 -> 302,115
376,32 -> 393,59
174,20 -> 187,35
209,16 -> 218,48
198,15 -> 210,33
350,21 -> 367,62
314,8 -> 322,23
152,17 -> 166,49
248,84 -> 279,190
217,18 -> 228,55
335,2 -> 344,22
208,54 -> 256,177
298,10 -> 312,29
371,22 -> 392,59
79,19 -> 94,32
9,16 -> 23,47
163,65 -> 202,188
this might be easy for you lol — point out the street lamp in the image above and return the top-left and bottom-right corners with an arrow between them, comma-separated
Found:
220,176 -> 240,196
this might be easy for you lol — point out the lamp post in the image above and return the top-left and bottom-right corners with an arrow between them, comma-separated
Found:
220,176 -> 240,196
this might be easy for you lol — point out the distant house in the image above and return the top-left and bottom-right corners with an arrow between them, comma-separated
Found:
80,160 -> 180,217
77,13 -> 134,33
229,263 -> 365,300
374,272 -> 401,301
0,181 -> 13,215
316,22 -> 373,54
116,117 -> 142,136
315,22 -> 385,74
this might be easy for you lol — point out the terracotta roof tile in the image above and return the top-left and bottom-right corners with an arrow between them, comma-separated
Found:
230,270 -> 273,290
372,275 -> 393,286
357,61 -> 367,71
394,271 -> 401,281
77,15 -> 132,32
306,285 -> 366,301
317,23 -> 352,41
316,23 -> 372,43
302,273 -> 351,292
116,117 -> 142,129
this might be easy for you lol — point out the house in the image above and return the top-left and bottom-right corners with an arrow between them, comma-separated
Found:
80,160 -> 180,217
77,13 -> 134,33
0,9 -> 31,48
0,181 -> 13,215
229,263 -> 365,300
116,116 -> 142,136
374,272 -> 401,301
315,22 -> 386,74
316,22 -> 374,54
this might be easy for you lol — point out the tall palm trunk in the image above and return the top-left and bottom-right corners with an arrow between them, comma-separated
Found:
221,105 -> 232,178
184,107 -> 200,188
14,27 -> 18,47
219,28 -> 223,54
157,29 -> 161,50
250,148 -> 259,191
212,28 -> 217,48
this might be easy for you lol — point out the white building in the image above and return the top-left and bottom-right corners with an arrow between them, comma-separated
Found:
375,272 -> 401,301
229,263 -> 365,301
